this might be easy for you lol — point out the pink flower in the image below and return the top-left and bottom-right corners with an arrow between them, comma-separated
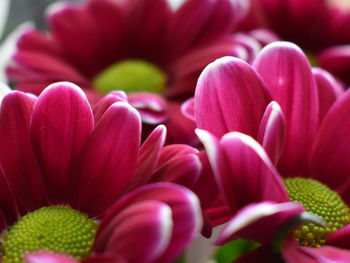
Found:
194,41 -> 350,262
240,0 -> 350,85
6,0 -> 257,144
0,82 -> 202,263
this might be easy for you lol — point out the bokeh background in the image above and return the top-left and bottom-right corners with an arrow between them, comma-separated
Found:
4,0 -> 80,36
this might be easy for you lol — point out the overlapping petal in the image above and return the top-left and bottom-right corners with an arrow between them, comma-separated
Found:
216,202 -> 304,245
313,67 -> 343,123
131,125 -> 167,188
257,101 -> 286,165
73,102 -> 141,216
96,183 -> 202,263
254,42 -> 319,176
195,56 -> 271,138
0,91 -> 47,214
309,89 -> 350,196
101,201 -> 172,263
197,130 -> 288,213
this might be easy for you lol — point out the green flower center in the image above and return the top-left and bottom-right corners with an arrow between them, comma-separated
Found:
2,206 -> 97,263
92,59 -> 167,94
284,177 -> 350,247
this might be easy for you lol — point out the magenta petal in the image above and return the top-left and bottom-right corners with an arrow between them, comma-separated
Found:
151,153 -> 201,188
181,98 -> 195,122
86,0 -> 125,67
164,0 -> 215,56
93,91 -> 128,123
48,3 -> 101,75
0,91 -> 47,213
317,45 -> 350,85
10,50 -> 88,85
30,82 -> 94,204
254,42 -> 319,176
103,201 -> 172,263
123,0 -> 170,58
258,101 -> 286,165
281,239 -> 319,263
313,67 -> 344,124
216,202 -> 304,245
74,102 -> 141,217
195,56 -> 271,138
131,125 -> 167,188
165,102 -> 197,145
156,144 -> 198,169
198,129 -> 288,212
25,251 -> 79,263
128,92 -> 167,124
0,170 -> 18,228
326,223 -> 350,249
300,245 -> 350,263
309,89 -> 350,194
96,183 -> 202,263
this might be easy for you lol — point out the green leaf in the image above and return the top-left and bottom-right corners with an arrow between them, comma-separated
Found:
214,239 -> 259,263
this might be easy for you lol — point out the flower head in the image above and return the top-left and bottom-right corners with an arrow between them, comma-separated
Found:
194,41 -> 350,262
0,81 -> 202,262
6,0 -> 259,144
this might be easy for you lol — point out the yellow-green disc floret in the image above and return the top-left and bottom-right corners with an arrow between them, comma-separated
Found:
2,206 -> 97,263
93,59 -> 167,94
284,177 -> 350,247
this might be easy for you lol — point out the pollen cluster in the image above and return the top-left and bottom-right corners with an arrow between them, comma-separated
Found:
284,177 -> 350,247
2,206 -> 97,263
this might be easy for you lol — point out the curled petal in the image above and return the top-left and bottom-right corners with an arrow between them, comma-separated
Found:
96,183 -> 202,263
156,144 -> 198,168
258,101 -> 286,165
197,129 -> 288,212
102,201 -> 173,263
151,153 -> 202,188
216,202 -> 304,245
128,92 -> 167,124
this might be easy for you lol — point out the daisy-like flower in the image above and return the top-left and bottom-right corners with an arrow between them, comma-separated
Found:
193,42 -> 350,262
0,81 -> 202,263
6,0 -> 260,144
240,0 -> 350,85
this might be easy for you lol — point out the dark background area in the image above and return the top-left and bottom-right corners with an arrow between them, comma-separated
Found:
5,0 -> 80,36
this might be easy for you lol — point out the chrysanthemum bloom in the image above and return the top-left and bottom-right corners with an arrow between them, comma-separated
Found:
6,0 -> 259,144
239,0 -> 350,85
0,81 -> 202,263
193,42 -> 350,261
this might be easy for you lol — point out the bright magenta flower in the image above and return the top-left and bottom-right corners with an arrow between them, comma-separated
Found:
193,42 -> 350,262
240,0 -> 350,85
0,82 -> 202,263
6,0 -> 257,144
